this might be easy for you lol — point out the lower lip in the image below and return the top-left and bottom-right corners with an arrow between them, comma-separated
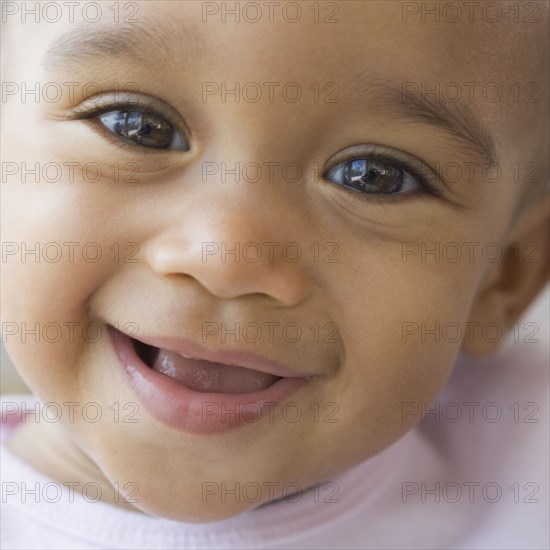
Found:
108,327 -> 309,434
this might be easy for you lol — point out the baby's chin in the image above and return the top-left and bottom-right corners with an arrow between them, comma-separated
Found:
102,458 -> 317,524
125,490 -> 265,523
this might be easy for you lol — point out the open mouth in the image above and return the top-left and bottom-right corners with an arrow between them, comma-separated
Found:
131,337 -> 282,394
109,325 -> 311,433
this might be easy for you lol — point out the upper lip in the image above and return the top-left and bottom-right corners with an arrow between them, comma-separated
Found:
114,326 -> 310,379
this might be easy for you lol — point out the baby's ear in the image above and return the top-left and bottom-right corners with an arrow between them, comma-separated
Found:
462,196 -> 550,356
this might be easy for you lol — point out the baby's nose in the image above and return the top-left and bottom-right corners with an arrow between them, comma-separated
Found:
143,199 -> 312,307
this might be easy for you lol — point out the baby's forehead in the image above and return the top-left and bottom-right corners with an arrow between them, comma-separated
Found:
16,1 -> 539,73
5,0 -> 546,151
47,6 -> 543,111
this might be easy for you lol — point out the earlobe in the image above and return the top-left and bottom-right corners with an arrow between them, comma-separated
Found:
462,197 -> 550,357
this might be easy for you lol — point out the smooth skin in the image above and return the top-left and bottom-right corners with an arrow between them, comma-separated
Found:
1,1 -> 548,522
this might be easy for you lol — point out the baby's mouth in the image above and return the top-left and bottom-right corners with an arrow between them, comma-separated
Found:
131,337 -> 281,394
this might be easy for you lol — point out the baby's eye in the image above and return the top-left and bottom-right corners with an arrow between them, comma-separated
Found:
99,110 -> 190,151
324,158 -> 418,195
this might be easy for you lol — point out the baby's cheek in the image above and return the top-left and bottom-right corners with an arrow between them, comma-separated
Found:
1,261 -> 105,405
0,184 -> 122,403
324,335 -> 457,465
326,260 -> 478,457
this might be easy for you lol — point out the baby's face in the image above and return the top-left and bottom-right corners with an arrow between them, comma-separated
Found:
1,1 -> 547,521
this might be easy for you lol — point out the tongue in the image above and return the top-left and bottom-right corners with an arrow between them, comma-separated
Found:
152,348 -> 280,393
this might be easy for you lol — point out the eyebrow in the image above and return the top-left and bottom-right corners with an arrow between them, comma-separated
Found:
42,21 -> 203,72
43,26 -> 498,168
345,79 -> 498,167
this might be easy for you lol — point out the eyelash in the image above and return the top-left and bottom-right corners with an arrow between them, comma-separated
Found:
68,99 -> 190,154
68,100 -> 443,206
322,150 -> 443,205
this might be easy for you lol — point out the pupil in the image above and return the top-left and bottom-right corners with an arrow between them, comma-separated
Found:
138,123 -> 153,137
344,159 -> 403,193
121,112 -> 172,148
125,112 -> 144,137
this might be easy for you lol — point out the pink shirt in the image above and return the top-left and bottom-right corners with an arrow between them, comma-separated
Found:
2,290 -> 548,549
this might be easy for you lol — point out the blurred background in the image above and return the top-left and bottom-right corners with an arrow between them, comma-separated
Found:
1,342 -> 29,394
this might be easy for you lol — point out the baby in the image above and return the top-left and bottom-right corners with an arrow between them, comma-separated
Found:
1,0 -> 548,548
